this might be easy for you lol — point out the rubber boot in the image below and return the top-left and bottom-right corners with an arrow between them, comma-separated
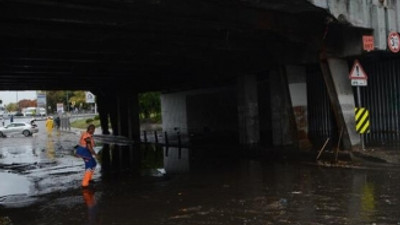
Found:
82,170 -> 92,187
89,170 -> 95,183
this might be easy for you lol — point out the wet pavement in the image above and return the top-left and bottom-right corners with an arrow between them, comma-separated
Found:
1,120 -> 400,225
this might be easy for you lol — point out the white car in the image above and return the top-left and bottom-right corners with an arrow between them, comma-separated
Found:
0,122 -> 39,137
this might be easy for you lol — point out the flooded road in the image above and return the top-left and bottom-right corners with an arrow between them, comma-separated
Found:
1,120 -> 400,225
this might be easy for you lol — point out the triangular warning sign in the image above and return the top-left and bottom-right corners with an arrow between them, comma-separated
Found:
349,60 -> 368,80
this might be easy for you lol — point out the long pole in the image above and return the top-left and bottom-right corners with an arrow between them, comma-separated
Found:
16,91 -> 19,110
66,91 -> 69,112
357,86 -> 364,150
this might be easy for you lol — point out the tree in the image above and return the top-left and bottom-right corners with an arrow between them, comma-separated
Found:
45,90 -> 91,113
6,103 -> 18,112
69,91 -> 89,110
139,92 -> 161,121
18,99 -> 36,109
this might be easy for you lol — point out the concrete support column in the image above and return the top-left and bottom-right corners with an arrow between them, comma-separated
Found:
108,93 -> 119,136
110,91 -> 141,141
161,93 -> 188,135
320,58 -> 359,149
96,93 -> 110,135
286,65 -> 312,150
237,74 -> 260,145
116,93 -> 129,137
270,67 -> 297,147
126,93 -> 140,142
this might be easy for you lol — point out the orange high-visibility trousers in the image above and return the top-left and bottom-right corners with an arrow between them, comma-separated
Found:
82,170 -> 92,187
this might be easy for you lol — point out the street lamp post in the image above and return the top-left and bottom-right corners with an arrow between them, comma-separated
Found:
16,91 -> 19,110
66,91 -> 69,112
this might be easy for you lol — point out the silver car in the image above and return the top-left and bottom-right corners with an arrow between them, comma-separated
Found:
0,122 -> 39,137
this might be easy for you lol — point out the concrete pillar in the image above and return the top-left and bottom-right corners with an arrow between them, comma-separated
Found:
108,93 -> 119,136
286,65 -> 312,150
320,58 -> 359,149
371,3 -> 387,50
237,74 -> 260,145
111,91 -> 141,141
269,67 -> 297,147
127,93 -> 140,142
117,93 -> 129,137
96,94 -> 110,135
161,93 -> 188,135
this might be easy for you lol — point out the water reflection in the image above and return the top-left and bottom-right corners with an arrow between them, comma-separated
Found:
82,189 -> 100,225
98,144 -> 192,176
164,147 -> 190,174
361,182 -> 376,221
2,157 -> 400,224
46,135 -> 55,160
0,146 -> 38,165
0,172 -> 31,197
0,172 -> 36,208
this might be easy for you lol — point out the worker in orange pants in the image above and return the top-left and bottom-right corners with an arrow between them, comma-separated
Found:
76,124 -> 97,187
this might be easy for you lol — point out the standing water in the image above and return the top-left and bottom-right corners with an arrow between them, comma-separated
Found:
1,120 -> 400,224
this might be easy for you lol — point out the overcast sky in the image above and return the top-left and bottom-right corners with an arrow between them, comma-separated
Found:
0,91 -> 37,105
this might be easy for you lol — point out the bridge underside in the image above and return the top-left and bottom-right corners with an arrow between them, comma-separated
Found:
2,0 -> 377,152
0,0 -> 329,92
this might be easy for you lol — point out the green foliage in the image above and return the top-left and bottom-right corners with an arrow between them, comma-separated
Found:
45,90 -> 93,113
139,92 -> 161,121
5,103 -> 18,112
71,117 -> 101,129
94,115 -> 100,120
86,118 -> 94,124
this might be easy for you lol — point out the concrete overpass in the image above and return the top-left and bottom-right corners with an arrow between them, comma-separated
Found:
1,0 -> 399,152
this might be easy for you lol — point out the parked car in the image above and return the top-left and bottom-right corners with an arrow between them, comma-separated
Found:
14,112 -> 23,117
0,122 -> 39,137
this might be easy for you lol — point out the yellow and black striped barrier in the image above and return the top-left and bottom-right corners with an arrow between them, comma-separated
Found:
355,107 -> 370,134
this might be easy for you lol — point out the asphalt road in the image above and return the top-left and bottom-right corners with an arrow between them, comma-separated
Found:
0,118 -> 100,208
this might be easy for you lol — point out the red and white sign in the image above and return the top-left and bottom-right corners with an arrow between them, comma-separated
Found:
362,35 -> 374,51
388,31 -> 400,53
349,60 -> 368,80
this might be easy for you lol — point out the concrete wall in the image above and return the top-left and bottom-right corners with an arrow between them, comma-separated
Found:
270,68 -> 297,147
286,65 -> 312,150
161,92 -> 188,135
237,74 -> 260,145
309,0 -> 400,50
161,87 -> 237,139
186,87 -> 237,137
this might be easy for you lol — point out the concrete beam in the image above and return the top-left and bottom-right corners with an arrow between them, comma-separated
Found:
237,74 -> 260,145
319,58 -> 359,150
270,67 -> 297,147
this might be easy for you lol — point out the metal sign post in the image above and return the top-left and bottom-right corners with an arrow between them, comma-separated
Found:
349,59 -> 368,150
356,87 -> 364,150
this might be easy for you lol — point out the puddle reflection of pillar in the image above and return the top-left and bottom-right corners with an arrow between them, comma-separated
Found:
111,144 -> 120,172
129,144 -> 134,170
100,144 -> 111,174
131,143 -> 141,173
120,146 -> 130,171
164,147 -> 190,174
